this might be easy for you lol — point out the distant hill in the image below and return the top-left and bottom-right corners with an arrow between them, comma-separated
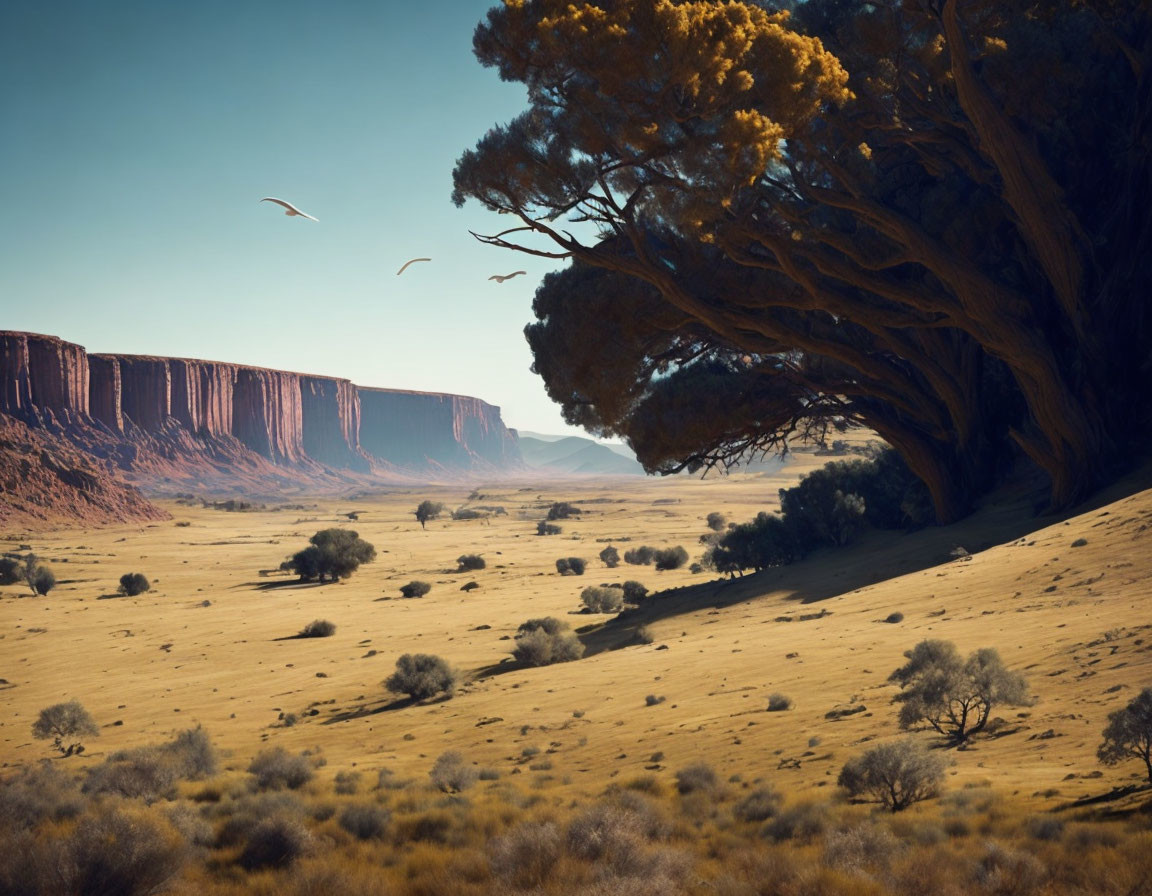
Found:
517,432 -> 646,476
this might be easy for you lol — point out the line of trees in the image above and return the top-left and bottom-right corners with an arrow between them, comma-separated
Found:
453,0 -> 1151,523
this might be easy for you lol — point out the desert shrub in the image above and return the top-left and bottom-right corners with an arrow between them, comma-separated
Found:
457,553 -> 486,571
1098,686 -> 1152,783
653,545 -> 689,570
838,740 -> 946,811
885,611 -> 905,623
972,841 -> 1048,894
537,521 -> 562,535
298,619 -> 336,638
414,500 -> 445,528
165,726 -> 217,779
823,822 -> 903,874
767,693 -> 793,712
0,557 -> 20,585
707,512 -> 799,576
429,751 -> 478,793
565,802 -> 662,875
283,529 -> 375,582
0,762 -> 85,829
581,585 -> 624,613
338,804 -> 390,840
511,617 -> 585,666
384,653 -> 457,700
555,556 -> 586,575
31,700 -> 98,756
635,625 -> 654,644
622,580 -> 649,603
399,580 -> 432,598
547,501 -> 582,520
118,573 -> 150,596
460,580 -> 479,592
83,747 -> 178,802
645,694 -> 666,707
451,507 -> 490,520
51,805 -> 188,896
29,566 -> 55,596
165,803 -> 214,848
764,801 -> 830,842
706,512 -> 728,531
599,545 -> 620,567
890,640 -> 1029,742
734,787 -> 782,823
674,762 -> 719,796
1026,816 -> 1065,841
489,820 -> 563,889
239,816 -> 314,870
333,771 -> 360,795
248,748 -> 315,790
624,546 -> 656,565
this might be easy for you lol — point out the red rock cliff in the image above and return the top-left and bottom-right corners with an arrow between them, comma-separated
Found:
0,332 -> 88,424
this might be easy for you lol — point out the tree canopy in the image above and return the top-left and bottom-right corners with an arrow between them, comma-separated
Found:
454,0 -> 1152,522
284,529 -> 376,583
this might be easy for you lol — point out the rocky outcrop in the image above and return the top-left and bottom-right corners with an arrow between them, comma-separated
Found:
0,330 -> 523,508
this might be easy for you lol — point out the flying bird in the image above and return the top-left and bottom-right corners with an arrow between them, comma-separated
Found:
260,197 -> 318,221
396,257 -> 431,276
489,271 -> 527,283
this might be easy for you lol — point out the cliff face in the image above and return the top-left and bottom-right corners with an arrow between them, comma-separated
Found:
0,330 -> 523,504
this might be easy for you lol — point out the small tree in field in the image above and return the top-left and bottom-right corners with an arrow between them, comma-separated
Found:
547,502 -> 581,521
838,740 -> 946,811
415,501 -> 446,528
400,580 -> 432,599
653,546 -> 689,570
283,529 -> 375,582
118,573 -> 150,596
457,554 -> 486,571
22,555 -> 56,595
889,640 -> 1029,743
706,512 -> 727,532
512,618 -> 584,666
599,545 -> 620,567
32,700 -> 99,756
385,654 -> 457,700
1098,687 -> 1152,783
555,557 -> 586,575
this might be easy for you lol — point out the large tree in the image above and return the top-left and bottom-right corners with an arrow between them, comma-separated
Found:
454,0 -> 1151,521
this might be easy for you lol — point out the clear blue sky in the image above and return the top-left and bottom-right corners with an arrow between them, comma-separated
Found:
0,0 -> 586,437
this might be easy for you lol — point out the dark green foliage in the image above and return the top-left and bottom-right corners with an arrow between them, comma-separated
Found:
767,693 -> 793,712
457,554 -> 486,571
555,556 -> 586,575
118,573 -> 150,596
537,521 -> 562,535
1098,687 -> 1152,783
546,502 -> 582,521
414,500 -> 445,528
31,701 -> 98,756
580,586 -> 624,613
623,546 -> 655,565
708,512 -> 799,576
284,529 -> 375,582
838,740 -> 946,811
400,580 -> 432,598
247,748 -> 315,790
512,617 -> 585,666
384,653 -> 457,700
0,557 -> 20,586
890,640 -> 1029,742
885,612 -> 905,624
297,619 -> 335,638
652,546 -> 688,570
599,545 -> 620,567
621,580 -> 648,603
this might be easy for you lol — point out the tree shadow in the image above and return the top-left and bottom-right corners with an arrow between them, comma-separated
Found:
1057,782 -> 1151,815
322,692 -> 454,724
237,580 -> 330,592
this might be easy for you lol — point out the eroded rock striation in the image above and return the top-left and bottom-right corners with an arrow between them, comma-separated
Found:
0,331 -> 523,518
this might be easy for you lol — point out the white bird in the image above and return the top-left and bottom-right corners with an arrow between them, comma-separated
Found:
489,271 -> 527,283
397,257 -> 431,276
260,197 -> 318,221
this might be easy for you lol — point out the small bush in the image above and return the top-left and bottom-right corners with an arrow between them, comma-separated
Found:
338,804 -> 390,840
767,693 -> 793,712
118,572 -> 150,596
247,748 -> 315,790
29,566 -> 56,595
581,586 -> 624,613
460,580 -> 479,592
457,554 -> 486,571
512,617 -> 584,666
54,805 -> 188,895
838,740 -> 946,811
734,787 -> 783,822
764,801 -> 830,842
556,556 -> 586,575
83,746 -> 178,802
489,821 -> 563,889
622,580 -> 649,603
333,771 -> 360,795
414,500 -> 445,528
537,521 -> 562,536
384,653 -> 457,700
166,726 -> 217,779
599,545 -> 620,567
624,546 -> 656,565
674,762 -> 719,796
399,580 -> 432,599
31,700 -> 99,756
547,502 -> 582,520
298,619 -> 336,638
636,625 -> 654,644
645,694 -> 666,707
706,511 -> 728,532
429,751 -> 478,793
885,611 -> 905,623
653,546 -> 689,570
239,816 -> 314,870
0,762 -> 85,828
0,557 -> 21,585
